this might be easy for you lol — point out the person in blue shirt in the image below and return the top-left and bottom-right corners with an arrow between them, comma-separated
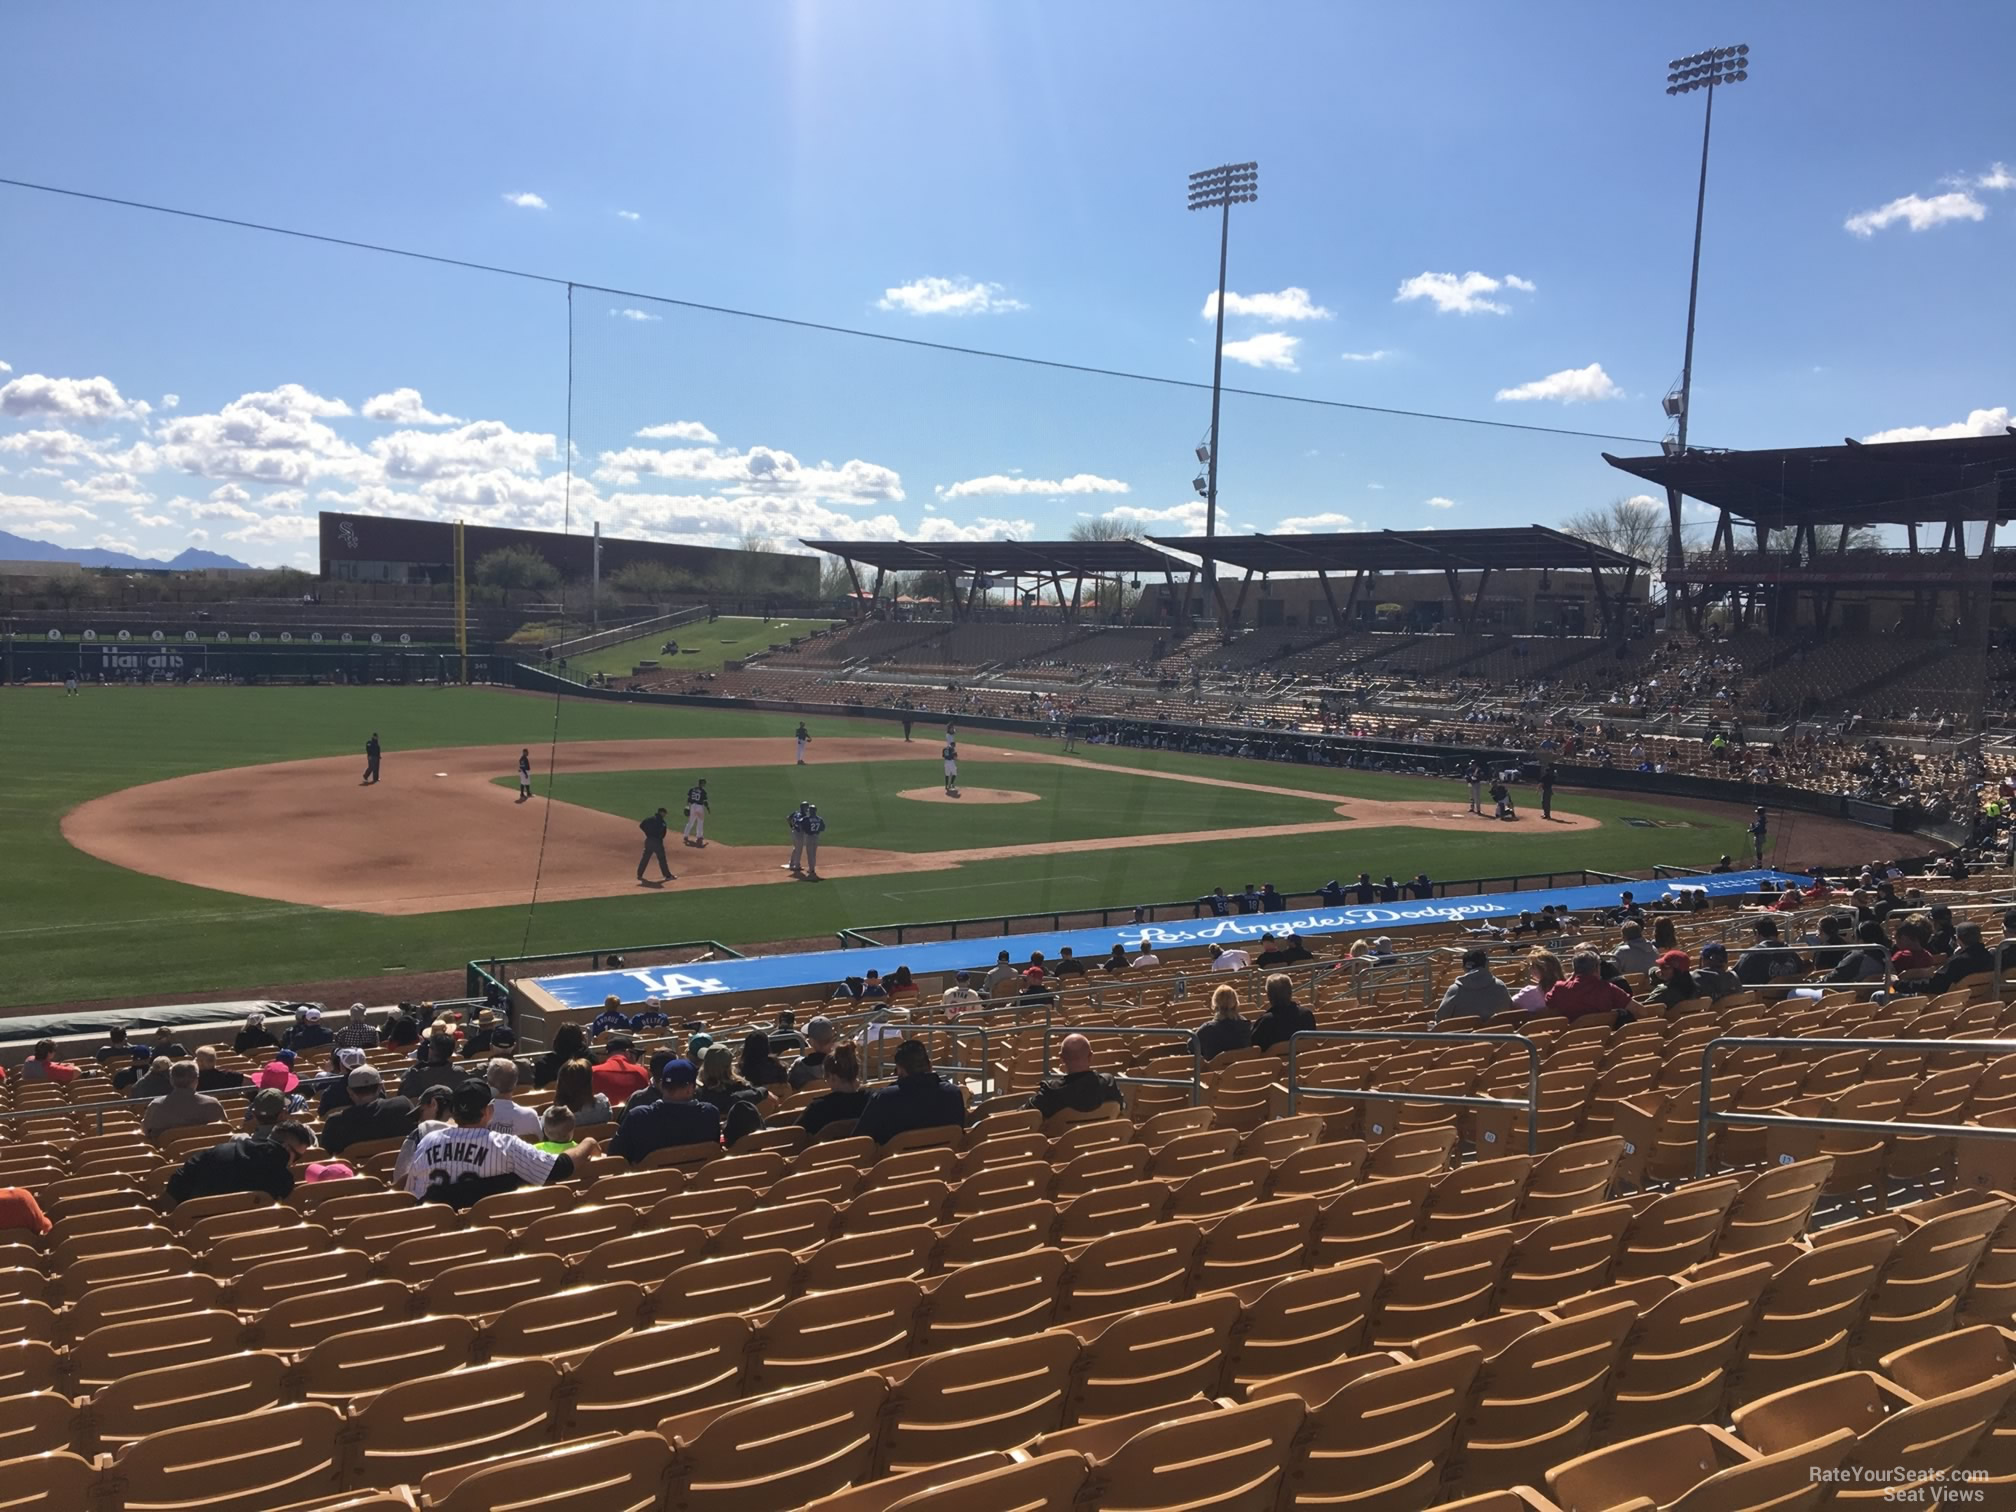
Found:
854,1038 -> 967,1145
609,1059 -> 721,1163
589,996 -> 632,1038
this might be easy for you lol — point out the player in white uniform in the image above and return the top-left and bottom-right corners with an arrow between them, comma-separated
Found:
682,778 -> 709,845
785,801 -> 809,874
942,737 -> 959,795
402,1080 -> 597,1207
517,749 -> 533,802
800,804 -> 825,880
795,721 -> 810,764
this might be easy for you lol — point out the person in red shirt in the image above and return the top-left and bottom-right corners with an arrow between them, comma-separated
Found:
20,1040 -> 79,1084
1543,952 -> 1639,1023
1889,917 -> 1936,980
0,1187 -> 51,1236
590,1034 -> 650,1109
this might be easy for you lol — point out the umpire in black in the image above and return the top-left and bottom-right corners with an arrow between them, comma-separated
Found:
362,732 -> 382,785
637,807 -> 674,885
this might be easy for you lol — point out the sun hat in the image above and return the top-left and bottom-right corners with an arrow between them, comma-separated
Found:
255,1060 -> 300,1092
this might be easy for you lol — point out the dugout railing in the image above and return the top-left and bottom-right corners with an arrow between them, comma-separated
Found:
466,940 -> 744,1001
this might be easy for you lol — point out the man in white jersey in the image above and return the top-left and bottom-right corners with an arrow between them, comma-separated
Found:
517,749 -> 533,802
402,1079 -> 599,1208
682,777 -> 710,846
942,737 -> 959,796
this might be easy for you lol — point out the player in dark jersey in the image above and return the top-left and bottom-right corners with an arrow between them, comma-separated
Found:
682,778 -> 710,846
637,808 -> 673,884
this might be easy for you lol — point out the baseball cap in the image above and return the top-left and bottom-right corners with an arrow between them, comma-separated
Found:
274,1048 -> 297,1065
450,1079 -> 493,1122
337,1048 -> 367,1071
1702,941 -> 1728,959
1656,950 -> 1691,971
806,1015 -> 834,1039
255,1060 -> 299,1092
347,1065 -> 383,1090
303,1007 -> 322,1023
658,1058 -> 697,1087
303,1161 -> 355,1183
955,971 -> 971,982
348,1002 -> 366,1017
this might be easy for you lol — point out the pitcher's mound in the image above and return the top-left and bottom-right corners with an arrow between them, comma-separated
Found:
898,787 -> 1040,805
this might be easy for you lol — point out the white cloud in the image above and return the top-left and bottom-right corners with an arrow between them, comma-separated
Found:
1394,271 -> 1535,316
0,372 -> 150,422
1200,287 -> 1333,322
1221,332 -> 1300,370
262,488 -> 309,512
0,360 -> 10,372
155,389 -> 372,486
610,307 -> 661,322
372,420 -> 557,481
361,388 -> 463,426
128,508 -> 176,527
0,495 -> 97,523
1366,482 -> 1386,491
232,384 -> 352,419
592,444 -> 903,503
93,535 -> 142,556
877,277 -> 1027,316
1495,362 -> 1623,403
186,498 -> 261,522
937,472 -> 1129,501
161,393 -> 179,409
26,520 -> 76,536
913,514 -> 1037,544
210,483 -> 251,504
1274,512 -> 1358,534
222,514 -> 320,546
502,191 -> 548,210
635,420 -> 717,444
1844,191 -> 1986,236
0,428 -> 111,468
598,489 -> 900,551
1861,406 -> 2012,444
1426,496 -> 1456,509
1106,502 -> 1211,534
616,209 -> 641,221
61,471 -> 154,506
1339,350 -> 1390,363
1979,162 -> 2014,192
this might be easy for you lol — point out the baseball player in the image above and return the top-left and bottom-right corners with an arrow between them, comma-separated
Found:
942,735 -> 959,796
1749,806 -> 1768,867
795,722 -> 810,765
637,807 -> 674,885
682,778 -> 710,846
363,732 -> 382,786
785,801 -> 810,874
800,803 -> 826,880
517,749 -> 533,803
1465,760 -> 1482,815
64,672 -> 79,697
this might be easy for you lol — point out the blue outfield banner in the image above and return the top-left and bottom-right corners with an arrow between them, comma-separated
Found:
526,869 -> 1802,1011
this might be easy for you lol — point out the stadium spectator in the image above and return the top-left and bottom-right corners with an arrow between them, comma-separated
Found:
1192,984 -> 1252,1061
391,1088 -> 455,1186
1252,973 -> 1316,1053
1612,921 -> 1658,977
150,1027 -> 189,1059
590,1035 -> 650,1107
1257,933 -> 1314,967
241,1087 -> 287,1141
1652,916 -> 1680,953
462,1009 -> 505,1055
799,1043 -> 870,1141
1131,943 -> 1162,970
530,1024 -> 590,1087
553,1059 -> 612,1126
738,1030 -> 789,1089
941,971 -> 983,1009
859,970 -> 888,1002
1237,883 -> 1261,915
1408,872 -> 1434,899
333,1003 -> 380,1050
165,1122 -> 314,1206
402,1079 -> 597,1207
1545,953 -> 1637,1023
1926,905 -> 1958,957
1997,909 -> 2016,975
1101,945 -> 1130,974
1691,942 -> 1745,1003
484,1058 -> 541,1140
1511,951 -> 1564,1015
1643,951 -> 1699,1011
1203,887 -> 1232,917
1351,873 -> 1376,904
321,1065 -> 419,1156
383,1010 -> 422,1055
1321,880 -> 1346,905
20,1040 -> 79,1083
192,1045 -> 246,1093
1435,949 -> 1513,1023
982,951 -> 1019,999
1825,921 -> 1892,984
232,1013 -> 278,1054
1026,1033 -> 1124,1120
1890,916 -> 1937,980
788,1016 -> 837,1089
95,1026 -> 134,1062
1928,922 -> 1995,994
399,1036 -> 460,1101
142,1060 -> 225,1140
535,1106 -> 576,1154
856,1038 -> 967,1145
1052,948 -> 1086,979
1261,882 -> 1287,911
611,1058 -> 720,1162
285,1006 -> 332,1053
0,1187 -> 51,1237
1735,919 -> 1805,986
886,966 -> 922,999
1209,942 -> 1252,973
695,1045 -> 766,1146
127,1051 -> 173,1101
589,996 -> 631,1038
1378,876 -> 1401,903
317,1049 -> 368,1114
629,1001 -> 670,1033
766,1009 -> 806,1053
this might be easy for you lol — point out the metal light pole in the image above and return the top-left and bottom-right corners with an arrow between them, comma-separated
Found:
1188,161 -> 1259,624
1660,44 -> 1750,578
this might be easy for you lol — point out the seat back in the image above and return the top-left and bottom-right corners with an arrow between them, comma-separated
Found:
1603,1261 -> 1777,1441
419,1430 -> 674,1512
880,1330 -> 1078,1471
919,1246 -> 1066,1351
1058,1221 -> 1203,1321
748,1278 -> 921,1393
662,1370 -> 887,1512
566,1314 -> 752,1435
107,1400 -> 346,1512
1067,1292 -> 1241,1423
1372,1227 -> 1516,1346
1092,1392 -> 1304,1512
1729,1231 -> 1897,1406
1262,1347 -> 1484,1511
291,1314 -> 478,1401
348,1357 -> 561,1487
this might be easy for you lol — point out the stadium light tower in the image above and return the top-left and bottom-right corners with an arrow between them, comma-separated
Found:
1660,44 -> 1750,575
1189,160 -> 1259,620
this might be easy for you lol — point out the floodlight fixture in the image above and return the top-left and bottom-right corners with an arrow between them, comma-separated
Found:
1188,160 -> 1261,616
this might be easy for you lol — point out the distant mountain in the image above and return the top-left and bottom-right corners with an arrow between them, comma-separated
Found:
0,528 -> 254,572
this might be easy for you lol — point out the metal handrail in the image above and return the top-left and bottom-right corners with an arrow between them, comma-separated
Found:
814,1012 -> 994,1097
1286,1029 -> 1544,1155
1693,1033 -> 2016,1178
1042,1024 -> 1204,1108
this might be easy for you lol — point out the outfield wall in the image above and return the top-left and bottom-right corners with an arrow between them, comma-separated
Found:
7,640 -> 496,684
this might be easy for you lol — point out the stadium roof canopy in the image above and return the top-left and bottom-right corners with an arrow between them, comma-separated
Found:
1603,433 -> 2016,530
1143,525 -> 1647,573
800,538 -> 1184,577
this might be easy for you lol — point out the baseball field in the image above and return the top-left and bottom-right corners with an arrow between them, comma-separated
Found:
1,681 -> 1877,1012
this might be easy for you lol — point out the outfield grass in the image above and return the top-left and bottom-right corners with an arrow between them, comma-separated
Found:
562,616 -> 833,681
505,757 -> 1343,851
0,685 -> 1751,1008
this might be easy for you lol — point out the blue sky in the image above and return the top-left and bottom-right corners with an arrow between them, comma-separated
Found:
1,1 -> 2009,568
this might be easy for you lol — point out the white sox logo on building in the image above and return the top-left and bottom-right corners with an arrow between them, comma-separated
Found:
338,521 -> 360,549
